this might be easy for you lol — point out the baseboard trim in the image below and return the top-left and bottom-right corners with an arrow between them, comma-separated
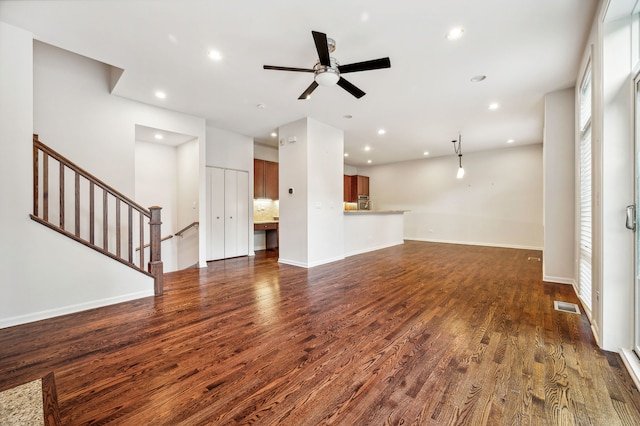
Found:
344,240 -> 404,258
543,275 -> 575,285
278,255 -> 345,269
0,290 -> 154,330
620,348 -> 640,392
405,237 -> 543,251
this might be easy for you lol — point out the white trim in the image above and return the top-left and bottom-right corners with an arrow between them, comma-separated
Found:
0,290 -> 154,329
591,323 -> 600,346
344,240 -> 404,258
620,348 -> 640,391
405,237 -> 543,251
278,255 -> 345,269
543,275 -> 576,285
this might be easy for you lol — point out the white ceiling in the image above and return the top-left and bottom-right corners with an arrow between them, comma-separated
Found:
0,0 -> 598,166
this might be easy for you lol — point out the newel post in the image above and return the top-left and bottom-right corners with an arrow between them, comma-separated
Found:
148,206 -> 164,296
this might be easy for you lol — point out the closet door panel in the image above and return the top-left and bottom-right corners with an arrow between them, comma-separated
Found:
236,170 -> 249,256
206,167 -> 225,261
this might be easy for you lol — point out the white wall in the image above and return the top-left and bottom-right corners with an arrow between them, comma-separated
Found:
278,118 -> 344,267
344,164 -> 358,175
176,139 -> 200,269
278,118 -> 310,266
254,142 -> 278,162
307,118 -> 345,266
359,144 -> 544,250
204,126 -> 254,262
543,88 -> 576,284
0,28 -> 206,328
134,140 -> 178,272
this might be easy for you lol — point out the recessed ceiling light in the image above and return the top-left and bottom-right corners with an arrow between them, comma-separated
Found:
271,132 -> 277,138
208,49 -> 223,61
364,146 -> 371,151
155,91 -> 166,99
446,27 -> 464,40
344,153 -> 349,157
507,139 -> 515,144
377,129 -> 386,135
471,75 -> 486,82
343,114 -> 353,119
367,160 -> 372,164
423,151 -> 429,156
154,134 -> 164,140
489,102 -> 500,110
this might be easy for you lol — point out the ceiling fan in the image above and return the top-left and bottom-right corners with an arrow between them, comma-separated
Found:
263,31 -> 391,100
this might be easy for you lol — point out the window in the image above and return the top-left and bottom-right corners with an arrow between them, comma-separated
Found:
579,64 -> 592,313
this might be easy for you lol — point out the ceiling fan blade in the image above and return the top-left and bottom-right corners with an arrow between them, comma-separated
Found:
298,81 -> 319,100
337,77 -> 365,99
312,31 -> 331,66
338,57 -> 391,74
263,65 -> 315,73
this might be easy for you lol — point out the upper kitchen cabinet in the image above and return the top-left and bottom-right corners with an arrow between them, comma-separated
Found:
254,159 -> 278,200
356,175 -> 369,196
344,175 -> 355,202
344,174 -> 369,202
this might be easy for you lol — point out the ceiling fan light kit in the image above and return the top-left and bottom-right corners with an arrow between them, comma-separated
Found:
263,30 -> 391,99
314,66 -> 340,86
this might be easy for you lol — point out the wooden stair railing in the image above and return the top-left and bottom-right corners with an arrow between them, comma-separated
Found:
31,134 -> 164,295
135,221 -> 199,251
174,221 -> 199,237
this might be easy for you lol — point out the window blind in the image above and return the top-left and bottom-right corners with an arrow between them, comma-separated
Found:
579,65 -> 592,312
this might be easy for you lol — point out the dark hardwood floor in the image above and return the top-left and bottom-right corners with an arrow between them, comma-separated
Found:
1,241 -> 639,425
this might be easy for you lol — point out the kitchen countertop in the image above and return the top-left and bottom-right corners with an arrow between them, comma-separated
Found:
254,220 -> 279,224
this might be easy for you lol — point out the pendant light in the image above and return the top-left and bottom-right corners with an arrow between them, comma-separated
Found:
452,133 -> 464,179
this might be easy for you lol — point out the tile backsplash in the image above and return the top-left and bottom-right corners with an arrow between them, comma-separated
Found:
254,199 -> 279,222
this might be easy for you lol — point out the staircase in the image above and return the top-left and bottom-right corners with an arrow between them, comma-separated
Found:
30,134 -> 164,295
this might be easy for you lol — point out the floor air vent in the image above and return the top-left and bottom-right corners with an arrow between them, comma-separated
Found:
554,301 -> 580,315
527,256 -> 541,262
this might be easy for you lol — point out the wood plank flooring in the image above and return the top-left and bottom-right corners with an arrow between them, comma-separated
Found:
1,241 -> 639,425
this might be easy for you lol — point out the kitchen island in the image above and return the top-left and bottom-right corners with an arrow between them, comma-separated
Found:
344,210 -> 406,257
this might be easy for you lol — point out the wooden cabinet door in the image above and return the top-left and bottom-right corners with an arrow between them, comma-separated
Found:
254,159 -> 265,199
344,175 -> 355,202
264,161 -> 279,200
357,175 -> 369,196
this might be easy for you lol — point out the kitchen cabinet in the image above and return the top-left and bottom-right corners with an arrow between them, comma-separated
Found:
254,159 -> 278,200
343,174 -> 369,202
344,175 -> 355,202
356,175 -> 369,196
254,222 -> 278,249
207,167 -> 249,260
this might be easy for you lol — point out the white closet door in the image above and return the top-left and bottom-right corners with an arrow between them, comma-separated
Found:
235,170 -> 249,256
224,170 -> 239,257
207,167 -> 225,261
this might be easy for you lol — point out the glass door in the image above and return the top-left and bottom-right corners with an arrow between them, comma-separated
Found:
634,76 -> 640,355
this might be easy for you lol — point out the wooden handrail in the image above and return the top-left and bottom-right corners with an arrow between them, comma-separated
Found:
136,235 -> 174,252
31,135 -> 164,295
33,138 -> 150,216
175,221 -> 199,237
